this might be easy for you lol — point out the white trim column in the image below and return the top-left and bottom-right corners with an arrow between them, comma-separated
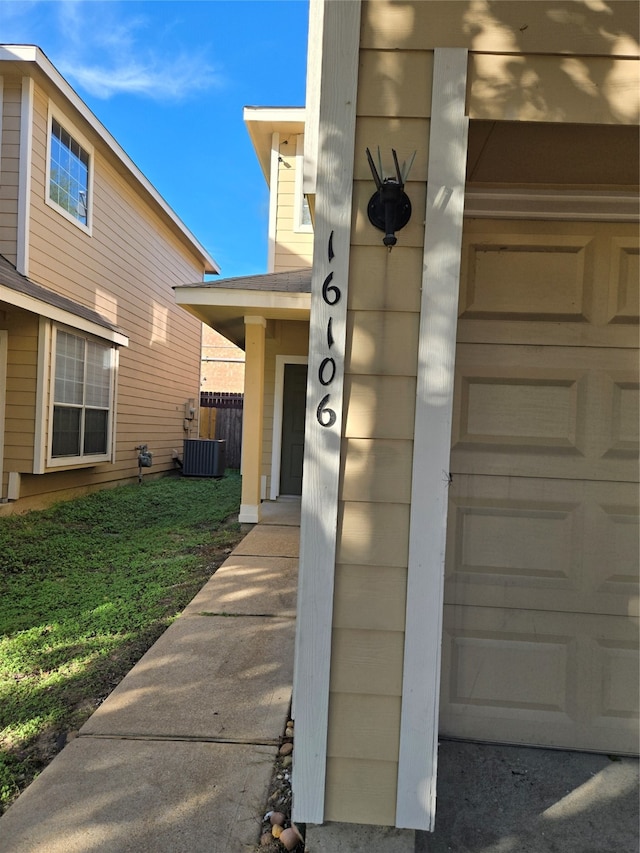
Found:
267,132 -> 280,272
238,316 -> 266,524
17,76 -> 34,276
292,0 -> 361,826
396,48 -> 470,831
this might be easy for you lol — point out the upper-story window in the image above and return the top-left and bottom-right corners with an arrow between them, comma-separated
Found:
47,113 -> 92,231
294,134 -> 313,233
300,195 -> 312,228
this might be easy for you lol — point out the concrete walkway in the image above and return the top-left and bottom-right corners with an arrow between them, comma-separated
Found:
0,498 -> 301,853
2,495 -> 638,853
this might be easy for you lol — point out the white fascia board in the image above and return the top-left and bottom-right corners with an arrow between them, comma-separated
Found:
0,284 -> 129,346
0,45 -> 219,275
175,286 -> 310,313
243,106 -> 306,124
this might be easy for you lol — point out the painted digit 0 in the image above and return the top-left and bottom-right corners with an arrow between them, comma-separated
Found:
318,357 -> 336,387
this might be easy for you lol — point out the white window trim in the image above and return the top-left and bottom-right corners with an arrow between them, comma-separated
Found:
270,354 -> 308,500
46,324 -> 116,469
267,132 -> 279,272
18,77 -> 34,276
45,103 -> 94,236
293,134 -> 313,233
33,317 -> 51,474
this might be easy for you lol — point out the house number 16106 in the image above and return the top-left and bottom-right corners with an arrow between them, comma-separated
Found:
316,231 -> 340,429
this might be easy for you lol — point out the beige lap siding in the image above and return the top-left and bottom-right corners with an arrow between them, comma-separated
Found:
274,135 -> 313,272
0,76 -> 22,263
1,310 -> 38,473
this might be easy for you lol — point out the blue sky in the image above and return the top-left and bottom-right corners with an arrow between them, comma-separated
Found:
2,0 -> 309,278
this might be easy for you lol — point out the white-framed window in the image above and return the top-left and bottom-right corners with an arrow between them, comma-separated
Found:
294,134 -> 313,233
46,108 -> 93,232
49,327 -> 115,465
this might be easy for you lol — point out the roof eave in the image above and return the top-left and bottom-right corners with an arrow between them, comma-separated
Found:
0,45 -> 220,275
243,106 -> 306,185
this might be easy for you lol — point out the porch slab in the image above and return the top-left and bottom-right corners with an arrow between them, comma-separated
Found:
0,737 -> 275,853
183,556 -> 298,617
232,524 -> 299,558
81,614 -> 294,742
259,498 -> 301,526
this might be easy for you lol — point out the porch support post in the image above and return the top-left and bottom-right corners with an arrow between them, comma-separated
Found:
396,47 -> 469,831
238,315 -> 266,524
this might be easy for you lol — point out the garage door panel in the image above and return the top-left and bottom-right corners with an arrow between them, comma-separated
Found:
445,476 -> 639,617
459,231 -> 595,323
443,219 -> 639,756
451,345 -> 639,482
594,642 -> 640,722
459,222 -> 639,344
461,376 -> 581,446
608,238 -> 639,325
593,504 -> 640,594
441,606 -> 640,754
447,631 -> 575,714
608,380 -> 639,452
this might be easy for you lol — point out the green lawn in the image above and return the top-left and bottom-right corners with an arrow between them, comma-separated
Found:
0,472 -> 243,814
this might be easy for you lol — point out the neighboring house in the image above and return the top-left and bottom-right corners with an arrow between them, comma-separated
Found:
191,107 -> 314,449
176,0 -> 639,836
201,327 -> 245,394
177,107 -> 313,516
0,45 -> 218,514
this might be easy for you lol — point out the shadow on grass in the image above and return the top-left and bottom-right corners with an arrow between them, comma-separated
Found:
0,474 -> 244,813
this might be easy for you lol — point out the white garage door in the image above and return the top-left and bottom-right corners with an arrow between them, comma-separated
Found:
441,219 -> 639,755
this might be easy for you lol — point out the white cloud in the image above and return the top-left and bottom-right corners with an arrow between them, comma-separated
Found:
4,0 -> 224,101
59,54 -> 223,100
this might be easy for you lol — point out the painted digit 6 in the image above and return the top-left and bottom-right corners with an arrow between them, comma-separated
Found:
316,394 -> 337,428
322,272 -> 341,306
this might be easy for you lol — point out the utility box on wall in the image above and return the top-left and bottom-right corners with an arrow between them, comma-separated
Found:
182,439 -> 226,478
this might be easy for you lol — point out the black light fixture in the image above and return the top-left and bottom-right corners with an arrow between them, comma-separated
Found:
366,147 -> 416,248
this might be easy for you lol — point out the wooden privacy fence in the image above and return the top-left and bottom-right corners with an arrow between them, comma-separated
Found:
199,392 -> 243,469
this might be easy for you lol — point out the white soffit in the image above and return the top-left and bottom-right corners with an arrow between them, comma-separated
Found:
243,106 -> 306,183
